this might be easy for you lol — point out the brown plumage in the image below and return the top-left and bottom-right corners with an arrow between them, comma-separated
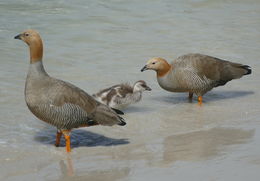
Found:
15,29 -> 126,152
141,53 -> 251,105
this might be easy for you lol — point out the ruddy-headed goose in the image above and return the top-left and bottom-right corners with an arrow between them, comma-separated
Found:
15,29 -> 126,152
141,53 -> 251,105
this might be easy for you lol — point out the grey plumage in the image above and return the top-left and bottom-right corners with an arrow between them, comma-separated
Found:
15,29 -> 126,152
165,53 -> 252,96
142,53 -> 251,103
93,80 -> 151,109
25,61 -> 126,129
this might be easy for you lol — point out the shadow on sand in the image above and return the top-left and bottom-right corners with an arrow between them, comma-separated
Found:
206,90 -> 254,101
123,106 -> 153,113
34,126 -> 129,148
152,90 -> 254,104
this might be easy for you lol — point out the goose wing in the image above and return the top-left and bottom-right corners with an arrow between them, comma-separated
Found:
173,53 -> 251,88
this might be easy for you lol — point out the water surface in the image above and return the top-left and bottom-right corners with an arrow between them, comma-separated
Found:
1,0 -> 260,180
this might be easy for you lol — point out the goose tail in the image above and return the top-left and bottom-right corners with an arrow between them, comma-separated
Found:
240,65 -> 252,75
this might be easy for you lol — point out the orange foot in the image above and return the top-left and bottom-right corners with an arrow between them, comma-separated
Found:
198,96 -> 203,106
61,130 -> 71,152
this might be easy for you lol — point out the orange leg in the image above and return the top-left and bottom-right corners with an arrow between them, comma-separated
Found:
188,92 -> 193,100
198,96 -> 203,106
55,130 -> 62,147
62,130 -> 71,152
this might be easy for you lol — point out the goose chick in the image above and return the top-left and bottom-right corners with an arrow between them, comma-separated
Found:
15,30 -> 126,152
141,53 -> 251,105
93,80 -> 151,109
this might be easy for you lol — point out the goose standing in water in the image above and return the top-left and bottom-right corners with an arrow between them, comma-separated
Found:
93,80 -> 151,109
141,53 -> 251,105
15,29 -> 126,152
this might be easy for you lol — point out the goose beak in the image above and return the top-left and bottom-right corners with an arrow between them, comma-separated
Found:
141,65 -> 148,72
145,86 -> 152,91
14,34 -> 22,40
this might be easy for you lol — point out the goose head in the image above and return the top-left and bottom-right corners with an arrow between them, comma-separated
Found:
141,57 -> 171,77
15,29 -> 43,63
133,80 -> 151,92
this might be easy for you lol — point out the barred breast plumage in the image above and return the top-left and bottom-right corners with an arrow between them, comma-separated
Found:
141,53 -> 251,105
15,29 -> 126,152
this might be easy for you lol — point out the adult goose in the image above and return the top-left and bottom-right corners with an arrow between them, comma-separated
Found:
15,29 -> 126,152
141,53 -> 251,105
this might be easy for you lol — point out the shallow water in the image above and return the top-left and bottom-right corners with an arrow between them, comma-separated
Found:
1,0 -> 260,180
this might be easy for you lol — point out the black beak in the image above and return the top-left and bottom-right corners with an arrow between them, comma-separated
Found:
141,65 -> 148,72
145,86 -> 152,91
14,34 -> 21,40
112,108 -> 124,115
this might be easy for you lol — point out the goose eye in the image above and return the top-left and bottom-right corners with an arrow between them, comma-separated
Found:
152,62 -> 156,64
25,33 -> 29,36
